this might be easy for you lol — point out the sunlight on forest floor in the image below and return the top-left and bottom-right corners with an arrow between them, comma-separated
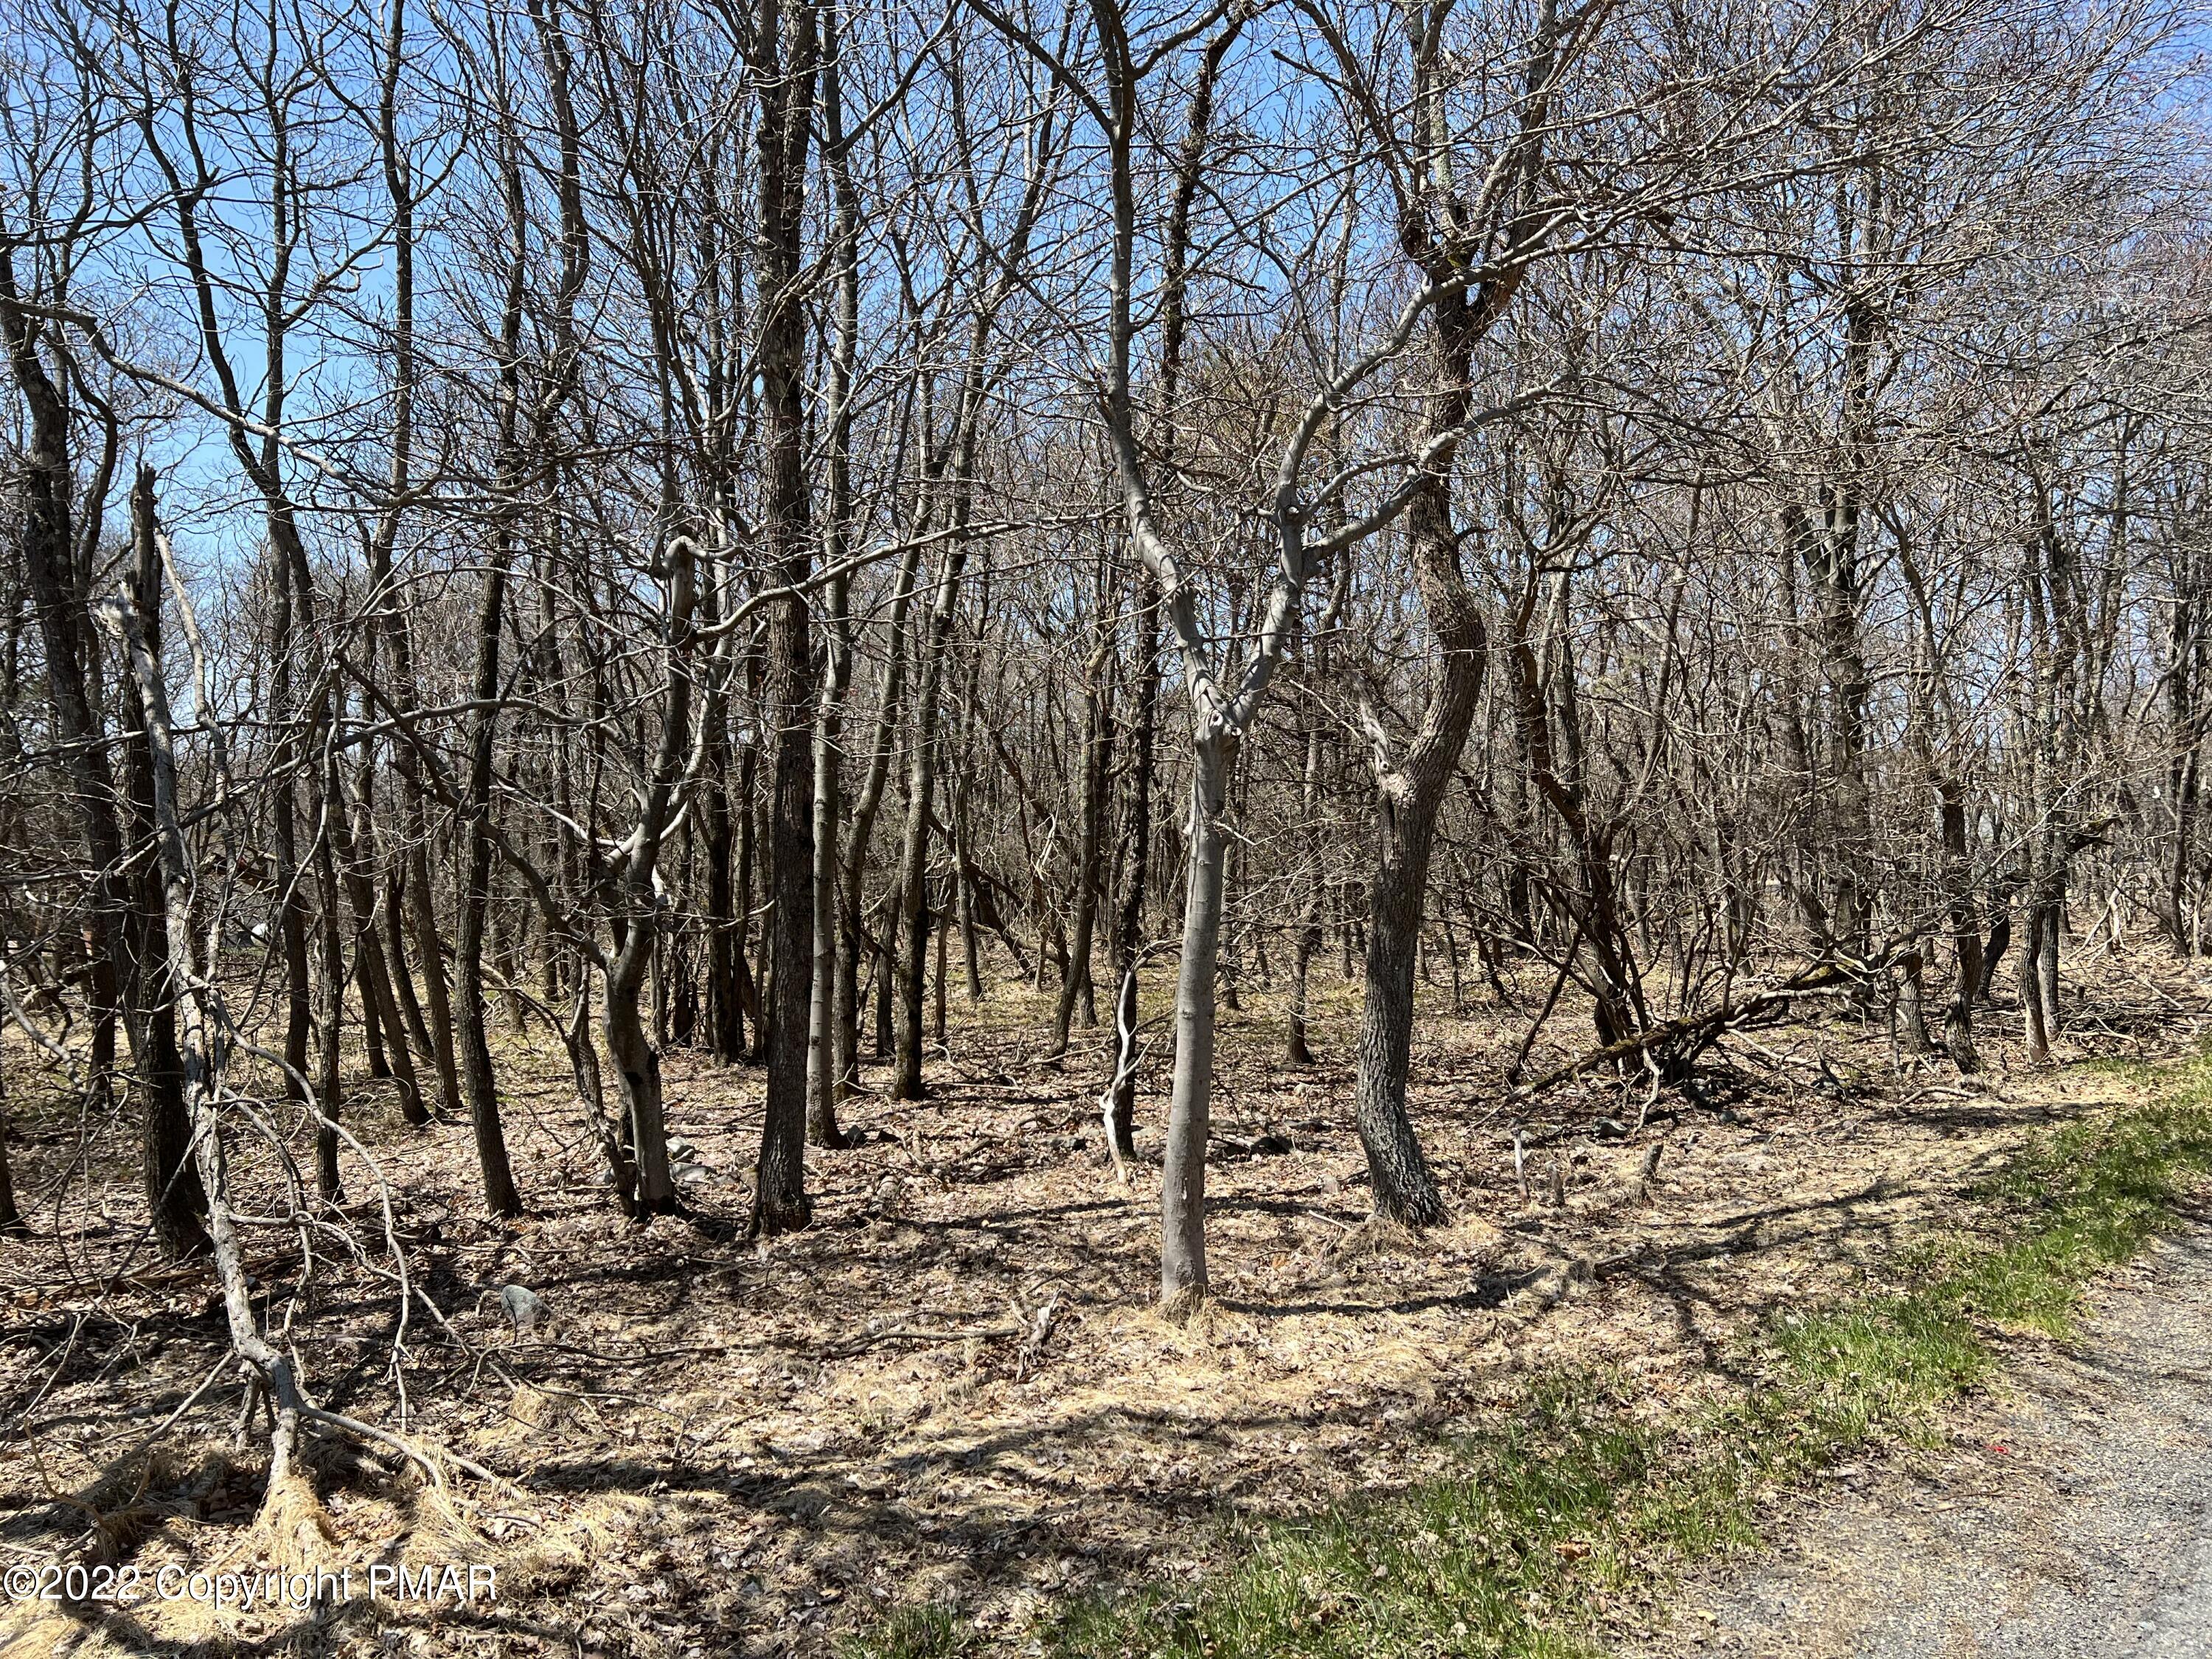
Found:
4,950 -> 2208,1657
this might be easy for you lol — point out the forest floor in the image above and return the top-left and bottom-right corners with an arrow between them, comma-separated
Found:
3,946 -> 2211,1658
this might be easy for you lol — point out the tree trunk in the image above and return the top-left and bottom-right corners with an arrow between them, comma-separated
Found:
750,0 -> 821,1235
807,18 -> 861,1145
1161,733 -> 1232,1310
731,736 -> 760,1060
704,718 -> 744,1064
835,539 -> 922,1099
1938,779 -> 1982,1071
1051,629 -> 1113,1057
311,794 -> 347,1202
1978,907 -> 2011,1002
380,865 -> 433,1060
805,628 -> 848,1147
604,936 -> 672,1214
0,251 -> 128,1133
400,793 -> 462,1117
955,804 -> 984,999
112,573 -> 319,1507
2021,908 -> 2052,1062
368,0 -> 456,1120
455,540 -> 522,1217
2037,894 -> 2063,1034
122,470 -> 206,1253
1895,947 -> 1933,1058
891,541 -> 967,1101
1354,787 -> 1454,1225
266,518 -> 317,1203
0,1104 -> 22,1236
874,937 -> 894,1060
757,594 -> 816,1227
1348,275 -> 1488,1229
1105,588 -> 1161,1155
933,902 -> 950,1049
1287,695 -> 1323,1066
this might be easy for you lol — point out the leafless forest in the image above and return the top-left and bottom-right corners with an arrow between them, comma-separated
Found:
3,0 -> 2211,1650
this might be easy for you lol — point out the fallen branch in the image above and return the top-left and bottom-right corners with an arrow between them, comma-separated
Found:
821,1318 -> 1022,1360
1503,961 -> 1860,1105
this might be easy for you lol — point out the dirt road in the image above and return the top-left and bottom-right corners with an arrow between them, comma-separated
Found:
1644,1228 -> 2212,1658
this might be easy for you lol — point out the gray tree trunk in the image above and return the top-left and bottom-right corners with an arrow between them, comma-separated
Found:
1161,733 -> 1233,1309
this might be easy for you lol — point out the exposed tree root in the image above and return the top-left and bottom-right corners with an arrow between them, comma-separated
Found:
250,1466 -> 338,1571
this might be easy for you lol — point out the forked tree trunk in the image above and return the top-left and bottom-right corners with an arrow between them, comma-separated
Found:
599,525 -> 720,1217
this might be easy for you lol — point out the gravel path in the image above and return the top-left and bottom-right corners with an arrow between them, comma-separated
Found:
1645,1228 -> 2212,1658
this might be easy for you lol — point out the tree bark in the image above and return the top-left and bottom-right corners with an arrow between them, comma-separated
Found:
805,24 -> 861,1147
1161,733 -> 1231,1308
337,768 -> 426,1124
749,0 -> 821,1236
1106,590 -> 1161,1155
835,539 -> 922,1097
1287,686 -> 1323,1067
1051,625 -> 1114,1057
0,247 -> 126,1125
1348,277 -> 1492,1228
111,566 -> 318,1505
1895,947 -> 1934,1057
455,540 -> 521,1216
891,540 -> 967,1100
122,470 -> 207,1251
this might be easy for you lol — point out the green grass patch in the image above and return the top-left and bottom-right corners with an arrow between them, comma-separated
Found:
843,1606 -> 974,1659
850,1046 -> 2212,1659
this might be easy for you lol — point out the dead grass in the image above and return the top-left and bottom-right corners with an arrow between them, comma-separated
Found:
1,947 -> 2207,1656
